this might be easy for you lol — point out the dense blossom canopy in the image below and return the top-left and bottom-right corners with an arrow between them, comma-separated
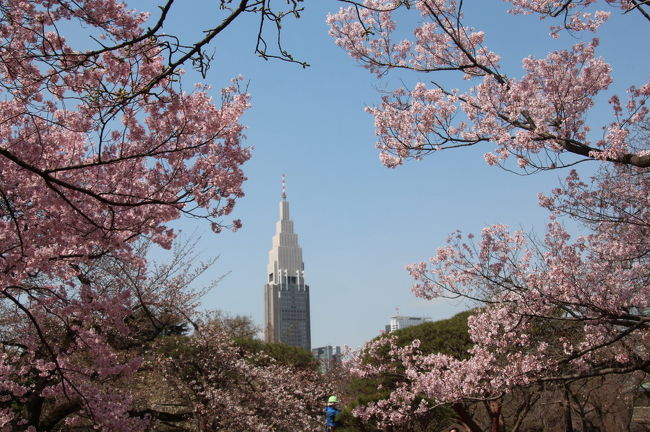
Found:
329,0 -> 649,170
329,0 -> 649,429
0,0 -> 317,430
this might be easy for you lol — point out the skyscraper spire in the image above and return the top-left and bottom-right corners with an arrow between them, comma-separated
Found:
264,177 -> 311,350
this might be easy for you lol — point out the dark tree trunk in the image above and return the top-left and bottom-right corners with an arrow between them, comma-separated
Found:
563,386 -> 574,432
452,403 -> 484,432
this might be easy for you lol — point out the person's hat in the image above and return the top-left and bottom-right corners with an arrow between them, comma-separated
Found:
328,395 -> 339,403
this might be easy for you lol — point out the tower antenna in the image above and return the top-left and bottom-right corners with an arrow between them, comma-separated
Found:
281,173 -> 286,199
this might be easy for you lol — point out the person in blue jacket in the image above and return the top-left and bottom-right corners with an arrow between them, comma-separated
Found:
325,395 -> 341,431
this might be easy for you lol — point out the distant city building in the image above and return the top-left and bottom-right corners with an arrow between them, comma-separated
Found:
387,315 -> 430,333
264,176 -> 311,351
312,345 -> 341,373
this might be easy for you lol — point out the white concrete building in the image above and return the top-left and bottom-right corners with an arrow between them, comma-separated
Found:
264,176 -> 311,351
387,315 -> 430,332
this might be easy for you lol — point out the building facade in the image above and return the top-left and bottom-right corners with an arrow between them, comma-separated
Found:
312,345 -> 341,373
386,315 -> 430,333
264,180 -> 311,351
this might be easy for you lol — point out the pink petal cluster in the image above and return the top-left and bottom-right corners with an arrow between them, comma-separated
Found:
506,0 -> 613,35
331,1 -> 650,428
0,1 -> 251,429
346,167 -> 650,427
352,165 -> 649,428
154,321 -> 330,431
328,0 -> 650,170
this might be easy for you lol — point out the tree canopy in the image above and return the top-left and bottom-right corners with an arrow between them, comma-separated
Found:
0,1 -> 322,430
329,1 -> 649,431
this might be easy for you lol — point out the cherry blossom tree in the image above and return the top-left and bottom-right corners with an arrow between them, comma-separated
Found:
329,0 -> 649,170
0,0 -> 307,430
145,318 -> 330,432
16,237 -> 329,432
0,233 -> 221,430
329,1 -> 649,430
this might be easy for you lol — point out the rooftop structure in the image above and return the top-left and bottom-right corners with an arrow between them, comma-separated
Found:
386,313 -> 431,333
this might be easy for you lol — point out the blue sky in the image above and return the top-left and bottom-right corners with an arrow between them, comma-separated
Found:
136,1 -> 648,349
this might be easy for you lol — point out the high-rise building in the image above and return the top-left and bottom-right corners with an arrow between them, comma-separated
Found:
264,176 -> 311,351
312,345 -> 341,373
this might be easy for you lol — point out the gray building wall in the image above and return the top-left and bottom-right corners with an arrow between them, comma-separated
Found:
312,345 -> 340,373
265,281 -> 311,351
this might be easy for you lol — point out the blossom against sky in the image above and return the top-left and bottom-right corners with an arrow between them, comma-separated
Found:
142,0 -> 649,349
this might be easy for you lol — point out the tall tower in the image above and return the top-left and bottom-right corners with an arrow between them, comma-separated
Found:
264,175 -> 311,350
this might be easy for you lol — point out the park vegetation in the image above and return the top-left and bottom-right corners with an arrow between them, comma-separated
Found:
334,312 -> 648,431
328,0 -> 649,431
0,0 -> 331,430
0,0 -> 648,430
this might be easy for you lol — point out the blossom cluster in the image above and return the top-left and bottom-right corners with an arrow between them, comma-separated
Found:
331,1 -> 650,428
328,0 -> 649,170
0,0 -> 251,429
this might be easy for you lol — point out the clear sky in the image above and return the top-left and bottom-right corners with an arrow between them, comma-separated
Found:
133,1 -> 648,349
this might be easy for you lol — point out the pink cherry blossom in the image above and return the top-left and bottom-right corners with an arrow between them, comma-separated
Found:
0,1 -> 260,429
329,0 -> 650,171
331,1 -> 650,429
